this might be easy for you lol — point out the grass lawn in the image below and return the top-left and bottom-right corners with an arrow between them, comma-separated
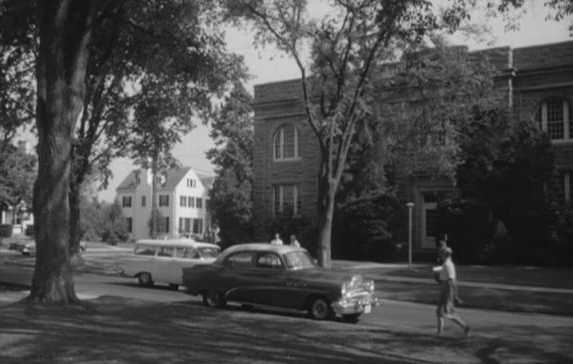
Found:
376,265 -> 573,289
375,281 -> 573,316
1,297 -> 571,364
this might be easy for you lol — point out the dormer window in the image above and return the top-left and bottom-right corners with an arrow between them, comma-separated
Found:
538,98 -> 571,141
273,124 -> 299,161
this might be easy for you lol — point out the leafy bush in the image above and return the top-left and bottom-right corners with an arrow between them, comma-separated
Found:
100,201 -> 129,245
78,198 -> 129,244
24,224 -> 34,237
0,224 -> 13,238
333,194 -> 406,262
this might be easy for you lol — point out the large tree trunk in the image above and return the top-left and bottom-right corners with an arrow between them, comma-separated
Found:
69,175 -> 83,256
28,1 -> 95,304
150,152 -> 159,238
316,159 -> 336,268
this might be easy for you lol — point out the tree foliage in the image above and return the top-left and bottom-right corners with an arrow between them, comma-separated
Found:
0,0 -> 246,303
231,0 -> 477,266
207,83 -> 254,246
439,109 -> 557,264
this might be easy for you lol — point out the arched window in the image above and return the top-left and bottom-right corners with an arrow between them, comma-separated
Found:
538,98 -> 571,141
273,124 -> 299,161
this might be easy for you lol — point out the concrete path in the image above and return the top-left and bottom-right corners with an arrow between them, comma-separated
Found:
334,261 -> 573,294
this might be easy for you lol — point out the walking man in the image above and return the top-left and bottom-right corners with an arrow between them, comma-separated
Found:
432,247 -> 470,337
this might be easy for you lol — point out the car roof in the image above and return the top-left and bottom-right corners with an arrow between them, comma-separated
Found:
135,239 -> 219,249
217,243 -> 306,261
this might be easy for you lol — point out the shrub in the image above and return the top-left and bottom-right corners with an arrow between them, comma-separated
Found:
24,224 -> 34,237
333,194 -> 406,262
0,224 -> 13,238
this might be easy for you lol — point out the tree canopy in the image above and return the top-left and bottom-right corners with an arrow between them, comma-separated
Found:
207,82 -> 254,246
231,0 -> 476,267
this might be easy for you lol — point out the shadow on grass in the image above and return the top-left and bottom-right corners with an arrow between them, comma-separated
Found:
0,296 -> 572,364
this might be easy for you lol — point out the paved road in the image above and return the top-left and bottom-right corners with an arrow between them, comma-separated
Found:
2,259 -> 572,333
2,254 -> 573,363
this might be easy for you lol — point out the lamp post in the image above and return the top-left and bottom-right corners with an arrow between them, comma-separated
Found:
406,202 -> 414,269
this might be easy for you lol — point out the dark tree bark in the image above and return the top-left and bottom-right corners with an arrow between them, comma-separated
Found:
69,165 -> 85,257
28,0 -> 97,304
316,157 -> 335,268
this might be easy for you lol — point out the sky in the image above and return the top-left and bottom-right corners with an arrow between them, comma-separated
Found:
97,1 -> 572,202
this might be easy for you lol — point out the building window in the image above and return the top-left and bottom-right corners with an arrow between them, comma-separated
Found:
273,124 -> 299,161
188,196 -> 195,208
193,218 -> 203,234
157,217 -> 170,233
178,217 -> 192,233
538,99 -> 571,141
272,184 -> 300,217
159,195 -> 169,207
552,170 -> 572,204
187,178 -> 197,188
196,197 -> 203,209
122,196 -> 132,208
180,196 -> 187,207
126,217 -> 133,233
141,196 -> 146,207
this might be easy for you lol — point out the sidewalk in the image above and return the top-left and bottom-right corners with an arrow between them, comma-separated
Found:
334,260 -> 573,294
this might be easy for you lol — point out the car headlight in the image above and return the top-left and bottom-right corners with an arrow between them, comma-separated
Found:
364,279 -> 375,293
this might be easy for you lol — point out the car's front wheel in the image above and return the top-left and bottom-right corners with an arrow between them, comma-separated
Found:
308,297 -> 332,320
137,272 -> 154,287
202,290 -> 226,308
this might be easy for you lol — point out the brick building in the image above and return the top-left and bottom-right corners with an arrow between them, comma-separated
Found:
252,40 -> 573,251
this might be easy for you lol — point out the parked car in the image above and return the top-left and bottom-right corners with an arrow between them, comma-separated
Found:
182,243 -> 378,322
20,241 -> 86,256
21,242 -> 36,256
119,238 -> 221,290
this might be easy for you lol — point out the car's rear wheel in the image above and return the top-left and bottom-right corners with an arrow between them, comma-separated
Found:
202,290 -> 226,308
308,297 -> 332,320
341,313 -> 361,324
138,272 -> 153,287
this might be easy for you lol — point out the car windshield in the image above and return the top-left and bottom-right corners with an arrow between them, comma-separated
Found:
197,246 -> 220,259
284,251 -> 316,270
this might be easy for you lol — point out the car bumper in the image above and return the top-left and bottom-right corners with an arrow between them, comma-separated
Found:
331,295 -> 380,316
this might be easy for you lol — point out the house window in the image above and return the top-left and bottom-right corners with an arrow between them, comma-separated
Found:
193,218 -> 203,234
552,170 -> 572,204
196,197 -> 203,209
180,196 -> 187,207
273,124 -> 299,161
188,196 -> 195,208
159,195 -> 169,207
126,217 -> 133,233
272,184 -> 300,217
157,217 -> 170,233
178,217 -> 192,233
187,178 -> 197,188
538,99 -> 571,141
141,196 -> 146,207
122,196 -> 132,208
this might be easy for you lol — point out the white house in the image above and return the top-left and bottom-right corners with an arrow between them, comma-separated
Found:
115,167 -> 214,240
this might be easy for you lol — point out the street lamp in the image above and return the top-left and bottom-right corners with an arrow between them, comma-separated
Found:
406,202 -> 414,269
